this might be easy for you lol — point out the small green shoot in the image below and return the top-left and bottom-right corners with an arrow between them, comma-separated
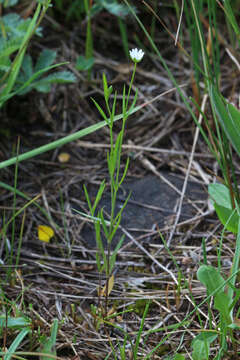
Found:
38,319 -> 58,360
76,55 -> 95,71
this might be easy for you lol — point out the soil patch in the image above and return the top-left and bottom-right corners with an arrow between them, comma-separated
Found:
77,173 -> 207,247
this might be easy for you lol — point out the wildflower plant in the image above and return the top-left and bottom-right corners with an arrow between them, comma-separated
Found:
81,49 -> 144,316
0,0 -> 76,107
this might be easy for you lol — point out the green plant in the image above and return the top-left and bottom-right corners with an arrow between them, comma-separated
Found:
196,265 -> 234,357
74,48 -> 144,316
101,301 -> 150,359
185,1 -> 240,358
0,0 -> 76,107
0,310 -> 58,360
0,63 -> 145,269
73,0 -> 134,76
15,49 -> 76,94
191,331 -> 218,360
122,0 -> 240,358
38,319 -> 58,360
0,102 -> 143,171
0,0 -> 50,107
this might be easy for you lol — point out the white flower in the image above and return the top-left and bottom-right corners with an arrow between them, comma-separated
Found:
129,48 -> 144,63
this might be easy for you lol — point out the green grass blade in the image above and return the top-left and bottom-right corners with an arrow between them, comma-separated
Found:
3,328 -> 30,360
0,104 -> 142,169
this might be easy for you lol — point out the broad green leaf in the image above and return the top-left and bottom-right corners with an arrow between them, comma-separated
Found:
193,332 -> 218,343
36,70 -> 76,85
208,183 -> 232,209
21,54 -> 34,79
191,332 -> 218,360
0,38 -> 21,59
214,203 -> 238,234
172,355 -> 186,360
197,265 -> 223,294
0,0 -> 18,6
0,56 -> 11,72
14,63 -> 72,95
35,49 -> 57,72
208,183 -> 238,233
227,102 -> 240,142
101,0 -> 130,17
210,85 -> 240,156
192,339 -> 209,360
34,82 -> 51,93
0,315 -> 30,331
0,3 -> 42,106
197,265 -> 231,324
76,55 -> 94,71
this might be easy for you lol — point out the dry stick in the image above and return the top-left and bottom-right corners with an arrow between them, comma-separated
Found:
166,94 -> 208,247
76,141 -> 214,158
175,0 -> 184,46
118,224 -> 178,285
226,48 -> 240,71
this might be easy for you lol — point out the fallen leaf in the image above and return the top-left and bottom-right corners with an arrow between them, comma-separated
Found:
58,152 -> 70,163
98,274 -> 114,297
38,225 -> 54,243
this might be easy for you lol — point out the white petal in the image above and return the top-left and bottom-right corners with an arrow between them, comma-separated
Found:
129,48 -> 144,62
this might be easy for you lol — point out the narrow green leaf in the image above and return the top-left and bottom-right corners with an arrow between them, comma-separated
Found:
109,235 -> 124,273
108,214 -> 122,244
91,98 -> 109,122
0,104 -> 142,169
92,180 -> 105,214
119,157 -> 130,185
223,0 -> 240,38
83,185 -> 93,215
4,328 -> 29,360
39,319 -> 58,360
99,208 -> 109,240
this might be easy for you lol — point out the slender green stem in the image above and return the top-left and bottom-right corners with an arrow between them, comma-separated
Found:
126,62 -> 137,110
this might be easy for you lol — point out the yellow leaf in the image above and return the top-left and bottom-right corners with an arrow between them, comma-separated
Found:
98,274 -> 114,297
38,225 -> 54,243
58,152 -> 70,163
